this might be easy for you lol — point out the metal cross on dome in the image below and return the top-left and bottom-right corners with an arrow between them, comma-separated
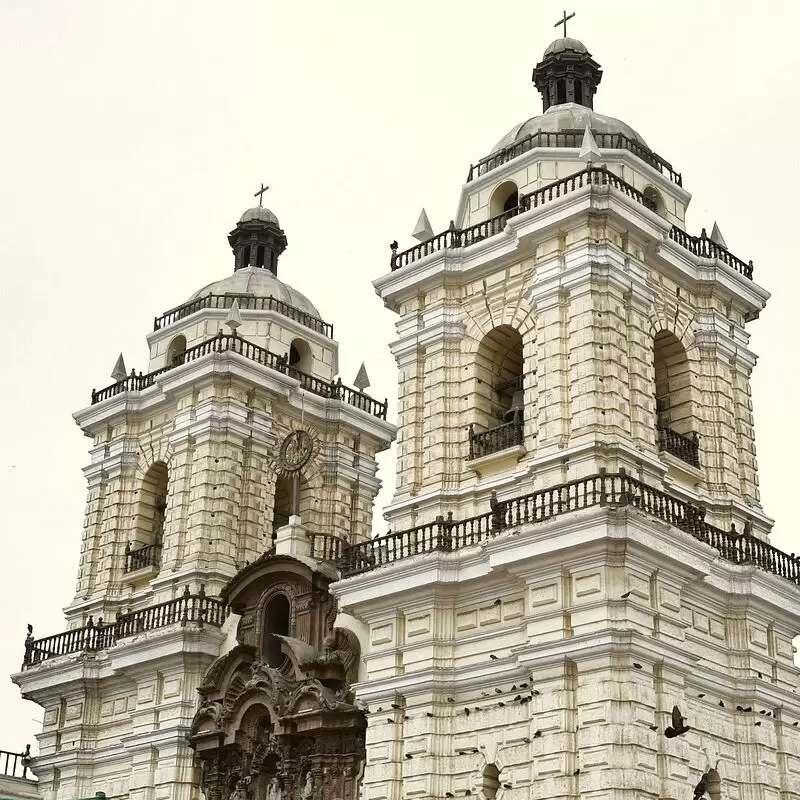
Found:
254,182 -> 269,207
554,9 -> 575,37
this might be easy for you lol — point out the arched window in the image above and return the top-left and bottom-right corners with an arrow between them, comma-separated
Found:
556,79 -> 567,104
256,245 -> 265,268
243,245 -> 251,269
490,181 -> 520,218
288,338 -> 313,373
133,461 -> 169,547
482,764 -> 501,799
167,335 -> 187,366
262,594 -> 291,669
643,185 -> 664,215
574,79 -> 584,104
653,330 -> 700,467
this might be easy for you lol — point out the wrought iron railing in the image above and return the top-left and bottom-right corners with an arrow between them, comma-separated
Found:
91,332 -> 388,420
0,745 -> 32,779
467,128 -> 682,186
153,292 -> 334,338
467,420 -> 524,460
336,472 -> 800,586
389,167 -> 754,281
658,426 -> 700,468
22,587 -> 228,668
124,542 -> 162,572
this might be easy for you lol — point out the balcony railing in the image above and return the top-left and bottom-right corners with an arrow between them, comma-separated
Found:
467,128 -> 683,186
1,745 -> 32,779
308,532 -> 344,562
91,332 -> 389,420
22,587 -> 228,668
335,471 -> 800,587
124,542 -> 162,572
467,420 -> 524,460
153,292 -> 334,339
389,167 -> 754,281
658,426 -> 700,468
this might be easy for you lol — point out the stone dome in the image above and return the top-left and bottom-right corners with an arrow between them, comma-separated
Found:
239,206 -> 280,226
543,37 -> 588,56
189,267 -> 321,319
491,102 -> 647,154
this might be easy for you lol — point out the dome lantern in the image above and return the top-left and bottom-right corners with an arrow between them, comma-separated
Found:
532,34 -> 603,112
227,184 -> 288,276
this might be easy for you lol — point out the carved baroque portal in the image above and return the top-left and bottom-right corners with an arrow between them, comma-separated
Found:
189,554 -> 364,800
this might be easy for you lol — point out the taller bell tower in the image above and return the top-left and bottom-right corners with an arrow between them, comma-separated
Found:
334,33 -> 800,800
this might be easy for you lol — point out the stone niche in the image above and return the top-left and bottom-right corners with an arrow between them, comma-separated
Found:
188,553 -> 364,800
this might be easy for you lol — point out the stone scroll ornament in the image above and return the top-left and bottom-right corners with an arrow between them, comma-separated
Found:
278,430 -> 315,473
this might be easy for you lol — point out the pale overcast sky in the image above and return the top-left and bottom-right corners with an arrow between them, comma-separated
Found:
1,0 -> 798,750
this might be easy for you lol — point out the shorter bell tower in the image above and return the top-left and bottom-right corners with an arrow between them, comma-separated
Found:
229,206 -> 288,274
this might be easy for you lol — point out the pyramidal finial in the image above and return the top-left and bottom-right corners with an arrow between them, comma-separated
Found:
111,353 -> 127,382
710,221 -> 727,248
353,362 -> 370,392
225,299 -> 242,333
579,125 -> 601,164
412,208 -> 434,242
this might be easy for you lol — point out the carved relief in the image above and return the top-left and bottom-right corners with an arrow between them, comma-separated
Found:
190,554 -> 364,800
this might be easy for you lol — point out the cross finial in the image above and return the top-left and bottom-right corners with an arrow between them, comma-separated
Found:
554,9 -> 575,37
254,182 -> 269,207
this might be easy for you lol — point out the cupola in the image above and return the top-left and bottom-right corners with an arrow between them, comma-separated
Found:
532,36 -> 603,111
228,203 -> 288,276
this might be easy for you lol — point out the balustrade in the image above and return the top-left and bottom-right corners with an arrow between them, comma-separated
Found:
336,472 -> 800,586
0,745 -> 31,779
658,426 -> 701,468
124,542 -> 162,573
467,420 -> 524,460
153,292 -> 333,338
390,167 -> 754,280
22,587 -> 228,668
467,129 -> 682,186
91,333 -> 388,420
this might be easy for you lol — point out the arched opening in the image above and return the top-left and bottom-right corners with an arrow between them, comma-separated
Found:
129,461 -> 168,570
288,338 -> 313,374
556,79 -> 567,104
263,593 -> 291,669
643,185 -> 664,215
167,334 -> 187,366
489,181 -> 520,218
653,330 -> 699,467
256,245 -> 265,268
707,768 -> 721,800
482,764 -> 501,799
470,326 -> 525,458
574,79 -> 584,105
272,476 -> 293,539
243,245 -> 251,269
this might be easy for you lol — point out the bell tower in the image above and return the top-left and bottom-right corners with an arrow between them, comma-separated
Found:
333,29 -> 800,800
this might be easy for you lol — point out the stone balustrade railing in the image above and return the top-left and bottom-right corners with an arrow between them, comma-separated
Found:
91,332 -> 388,420
467,128 -> 682,186
124,541 -> 162,573
22,587 -> 228,669
389,167 -> 754,281
336,471 -> 800,585
153,292 -> 334,338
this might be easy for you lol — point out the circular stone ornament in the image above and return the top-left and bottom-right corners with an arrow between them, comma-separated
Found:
278,430 -> 315,472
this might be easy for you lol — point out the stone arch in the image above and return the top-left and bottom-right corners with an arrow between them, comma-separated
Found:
482,763 -> 501,798
288,338 -> 313,373
268,466 -> 323,542
471,325 -> 525,430
131,460 -> 169,549
643,185 -> 665,215
256,581 -> 300,664
489,181 -> 519,217
167,334 -> 187,365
